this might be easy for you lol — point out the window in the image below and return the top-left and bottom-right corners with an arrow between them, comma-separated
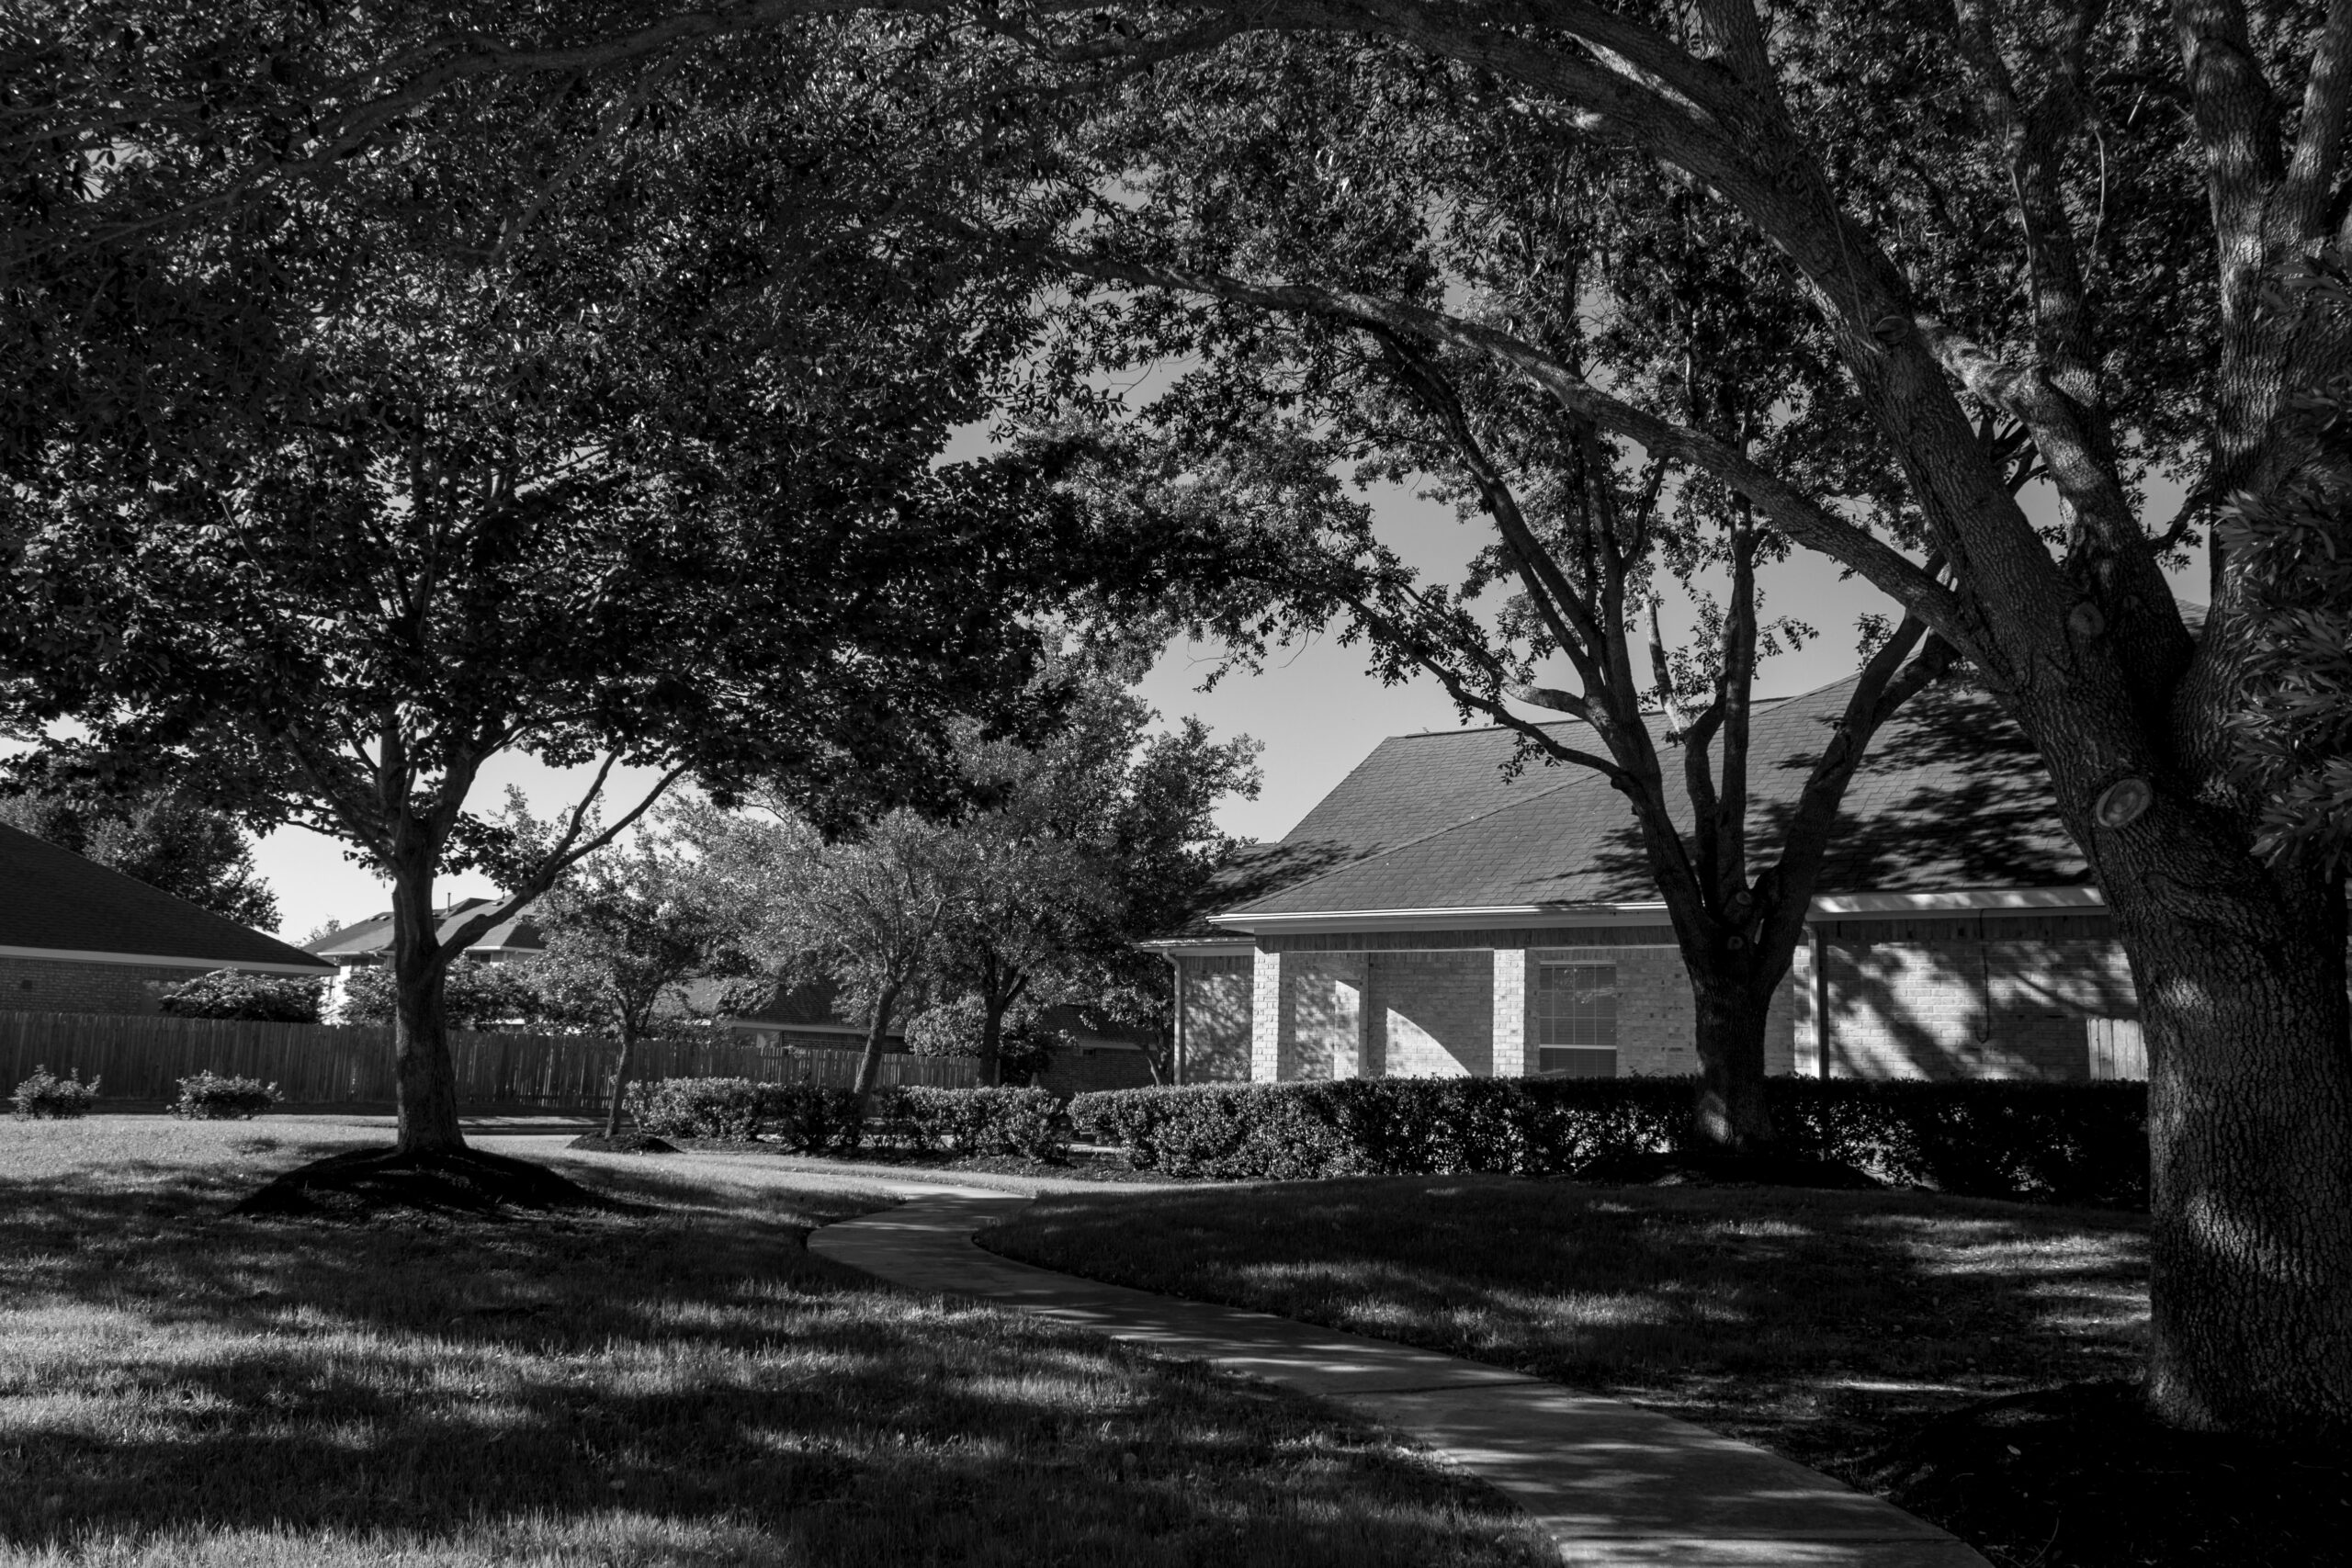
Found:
1535,962 -> 1619,1077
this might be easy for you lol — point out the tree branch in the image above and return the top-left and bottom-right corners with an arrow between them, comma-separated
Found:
1066,252 -> 1968,636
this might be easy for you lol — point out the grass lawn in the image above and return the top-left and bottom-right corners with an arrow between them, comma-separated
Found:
0,1118 -> 1553,1567
986,1175 -> 2151,1470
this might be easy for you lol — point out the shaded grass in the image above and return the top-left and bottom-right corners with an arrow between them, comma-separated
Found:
0,1119 -> 1551,1567
982,1175 -> 2149,1473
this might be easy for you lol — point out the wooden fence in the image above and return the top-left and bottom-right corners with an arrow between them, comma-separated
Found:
2086,1017 -> 2148,1081
0,1010 -> 974,1110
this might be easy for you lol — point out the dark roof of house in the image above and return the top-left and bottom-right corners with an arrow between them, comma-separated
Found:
0,823 -> 331,970
304,898 -> 546,962
1227,672 -> 2083,918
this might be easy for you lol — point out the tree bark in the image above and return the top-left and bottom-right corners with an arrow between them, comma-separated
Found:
978,988 -> 1010,1089
605,1014 -> 638,1139
1688,967 -> 1779,1154
851,983 -> 900,1113
389,854 -> 464,1156
2096,813 -> 2352,1433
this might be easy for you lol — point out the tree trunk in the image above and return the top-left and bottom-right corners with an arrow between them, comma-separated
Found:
978,988 -> 1012,1088
1687,968 -> 1778,1155
851,984 -> 900,1113
2098,829 -> 2352,1435
605,1015 -> 638,1139
389,856 -> 464,1156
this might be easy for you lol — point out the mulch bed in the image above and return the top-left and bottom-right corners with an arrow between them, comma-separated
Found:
234,1146 -> 645,1222
1857,1379 -> 2351,1567
567,1131 -> 679,1155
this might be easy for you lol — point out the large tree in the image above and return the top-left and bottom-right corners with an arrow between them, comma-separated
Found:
0,17 -> 1089,1160
1032,50 -> 1958,1149
17,0 -> 2350,1435
1027,0 -> 2346,1437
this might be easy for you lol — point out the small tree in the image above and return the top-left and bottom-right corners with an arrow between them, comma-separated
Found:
535,827 -> 742,1139
334,961 -> 547,1033
932,654 -> 1260,1083
698,805 -> 975,1111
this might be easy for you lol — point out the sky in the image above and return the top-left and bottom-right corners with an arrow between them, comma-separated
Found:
244,461 -> 2207,943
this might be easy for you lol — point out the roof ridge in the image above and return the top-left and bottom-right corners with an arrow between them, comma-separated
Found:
1237,760 -> 1611,913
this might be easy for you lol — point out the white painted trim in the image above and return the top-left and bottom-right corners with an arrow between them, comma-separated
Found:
1204,886 -> 2106,935
1807,887 -> 2104,914
1207,903 -> 1672,934
0,945 -> 332,975
1149,942 -> 1256,958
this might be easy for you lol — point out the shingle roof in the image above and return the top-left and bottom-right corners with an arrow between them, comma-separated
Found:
0,823 -> 332,970
1227,674 -> 2083,917
303,898 -> 546,962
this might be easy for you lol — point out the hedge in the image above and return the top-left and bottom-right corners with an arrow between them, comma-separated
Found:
1069,1077 -> 2148,1206
623,1077 -> 1068,1161
876,1086 -> 1068,1160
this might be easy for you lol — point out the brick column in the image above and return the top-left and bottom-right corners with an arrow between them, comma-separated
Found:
1491,948 -> 1529,1077
1250,947 -> 1285,1082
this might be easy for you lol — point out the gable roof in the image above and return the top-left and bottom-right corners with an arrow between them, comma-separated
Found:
1224,673 -> 2085,919
304,898 -> 547,963
0,823 -> 330,972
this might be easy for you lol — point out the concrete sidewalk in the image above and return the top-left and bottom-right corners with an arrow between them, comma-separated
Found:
811,1193 -> 1988,1568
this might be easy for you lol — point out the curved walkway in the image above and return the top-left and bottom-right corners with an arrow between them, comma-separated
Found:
811,1192 -> 1988,1568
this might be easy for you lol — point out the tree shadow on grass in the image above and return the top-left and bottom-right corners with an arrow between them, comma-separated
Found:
0,1157 -> 1550,1568
989,1176 -> 2149,1472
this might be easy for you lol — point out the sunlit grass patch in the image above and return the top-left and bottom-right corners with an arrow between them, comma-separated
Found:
984,1175 -> 2149,1472
0,1118 -> 1547,1566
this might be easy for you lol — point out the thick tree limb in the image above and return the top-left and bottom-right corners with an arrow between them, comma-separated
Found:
1067,252 -> 1968,637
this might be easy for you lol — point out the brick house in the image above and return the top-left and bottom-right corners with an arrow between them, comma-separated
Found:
1155,676 -> 2143,1085
0,823 -> 332,1012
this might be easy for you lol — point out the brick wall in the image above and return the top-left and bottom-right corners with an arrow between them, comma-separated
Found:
1283,954 -> 1366,1080
1366,949 -> 1493,1077
1524,943 -> 1696,1076
1176,956 -> 1253,1083
1792,916 -> 2137,1081
1250,951 -> 1283,1081
0,956 -> 209,1017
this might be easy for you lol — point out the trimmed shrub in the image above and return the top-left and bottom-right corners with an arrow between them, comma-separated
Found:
157,970 -> 324,1023
755,1082 -> 864,1154
625,1077 -> 764,1141
1070,1077 -> 2149,1205
880,1086 -> 1069,1160
169,1071 -> 285,1120
12,1065 -> 100,1119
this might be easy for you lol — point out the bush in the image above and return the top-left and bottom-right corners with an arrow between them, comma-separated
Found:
167,1070 -> 285,1120
877,1085 -> 1069,1160
156,969 -> 324,1023
336,958 -> 548,1030
625,1077 -> 764,1140
1070,1077 -> 2150,1205
11,1065 -> 100,1119
755,1082 -> 864,1154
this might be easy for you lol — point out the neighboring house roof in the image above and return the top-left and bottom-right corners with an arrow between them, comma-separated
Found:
1221,673 -> 2086,920
0,823 -> 331,974
304,898 -> 546,964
